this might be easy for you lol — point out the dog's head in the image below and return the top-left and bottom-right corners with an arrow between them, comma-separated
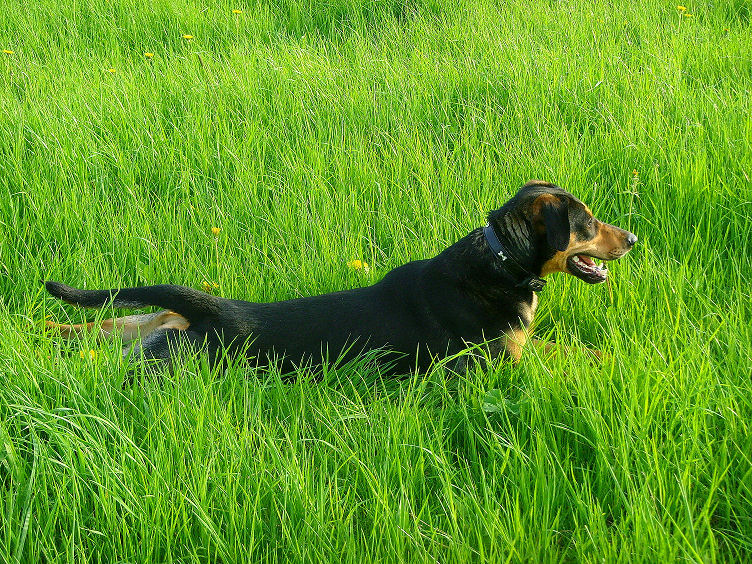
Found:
489,180 -> 637,284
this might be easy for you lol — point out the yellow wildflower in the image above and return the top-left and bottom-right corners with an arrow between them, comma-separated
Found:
233,9 -> 242,14
202,281 -> 219,293
182,34 -> 194,39
677,5 -> 686,11
79,349 -> 97,360
347,259 -> 370,272
2,49 -> 13,55
145,52 -> 155,58
684,13 -> 693,17
211,226 -> 221,236
107,68 -> 116,73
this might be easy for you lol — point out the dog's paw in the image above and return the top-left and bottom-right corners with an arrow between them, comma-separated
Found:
586,348 -> 611,365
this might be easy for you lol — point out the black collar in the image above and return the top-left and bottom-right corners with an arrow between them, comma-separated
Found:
483,223 -> 547,292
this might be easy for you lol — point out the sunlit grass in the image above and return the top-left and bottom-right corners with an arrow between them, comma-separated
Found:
1,0 -> 751,561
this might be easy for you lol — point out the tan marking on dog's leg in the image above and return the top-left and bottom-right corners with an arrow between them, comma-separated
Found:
503,329 -> 528,363
154,312 -> 190,332
108,311 -> 190,342
46,316 -> 144,342
46,320 -> 99,340
46,311 -> 190,344
529,337 -> 602,363
529,337 -> 558,357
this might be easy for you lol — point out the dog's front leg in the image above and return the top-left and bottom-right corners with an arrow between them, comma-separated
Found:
502,329 -> 528,363
528,337 -> 602,362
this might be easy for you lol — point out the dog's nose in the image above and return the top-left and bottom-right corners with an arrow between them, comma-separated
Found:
626,232 -> 638,247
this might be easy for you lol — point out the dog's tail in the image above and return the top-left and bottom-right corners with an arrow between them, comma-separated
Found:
44,281 -> 221,321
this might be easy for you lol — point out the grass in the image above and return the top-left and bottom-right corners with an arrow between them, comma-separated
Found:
1,0 -> 751,561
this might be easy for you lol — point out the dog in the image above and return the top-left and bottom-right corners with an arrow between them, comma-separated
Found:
45,180 -> 637,375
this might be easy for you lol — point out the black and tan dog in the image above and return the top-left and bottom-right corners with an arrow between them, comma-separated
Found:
45,181 -> 636,374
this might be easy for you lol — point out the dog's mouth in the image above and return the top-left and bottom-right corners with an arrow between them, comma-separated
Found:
566,255 -> 609,284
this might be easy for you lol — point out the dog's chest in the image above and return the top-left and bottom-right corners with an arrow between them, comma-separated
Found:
517,293 -> 538,328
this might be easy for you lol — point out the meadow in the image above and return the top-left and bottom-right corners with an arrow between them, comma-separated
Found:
1,0 -> 751,561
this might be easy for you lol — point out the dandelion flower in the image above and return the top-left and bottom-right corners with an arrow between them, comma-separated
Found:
202,281 -> 219,292
79,349 -> 97,360
233,9 -> 242,14
347,259 -> 369,272
107,68 -> 116,73
677,5 -> 686,11
145,52 -> 154,58
2,49 -> 13,55
211,227 -> 221,236
684,13 -> 693,17
182,34 -> 194,39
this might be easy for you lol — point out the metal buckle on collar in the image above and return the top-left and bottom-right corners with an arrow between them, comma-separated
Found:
519,276 -> 547,292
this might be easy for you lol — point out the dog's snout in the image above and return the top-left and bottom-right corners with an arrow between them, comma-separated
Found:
625,232 -> 637,247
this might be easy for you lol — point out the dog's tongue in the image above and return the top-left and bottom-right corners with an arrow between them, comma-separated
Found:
577,254 -> 595,266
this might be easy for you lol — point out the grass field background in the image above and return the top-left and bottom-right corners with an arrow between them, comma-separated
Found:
1,0 -> 751,561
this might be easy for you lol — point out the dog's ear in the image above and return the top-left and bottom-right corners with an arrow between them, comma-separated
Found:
537,195 -> 570,252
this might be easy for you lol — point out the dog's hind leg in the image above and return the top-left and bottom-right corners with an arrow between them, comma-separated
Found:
46,310 -> 190,345
125,327 -> 206,374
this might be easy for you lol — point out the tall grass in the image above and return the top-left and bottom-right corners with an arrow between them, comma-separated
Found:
1,0 -> 751,561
